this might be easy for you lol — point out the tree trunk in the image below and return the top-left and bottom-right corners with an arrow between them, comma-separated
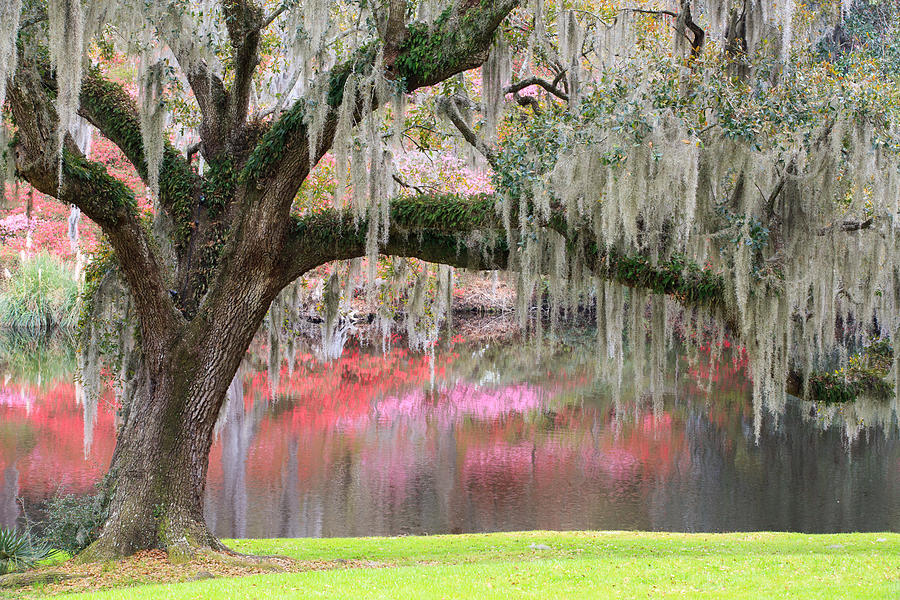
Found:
79,327 -> 255,561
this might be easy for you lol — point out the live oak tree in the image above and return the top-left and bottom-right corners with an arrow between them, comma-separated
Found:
1,0 -> 899,559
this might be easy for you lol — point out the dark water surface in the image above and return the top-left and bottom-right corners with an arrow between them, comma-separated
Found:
0,334 -> 898,538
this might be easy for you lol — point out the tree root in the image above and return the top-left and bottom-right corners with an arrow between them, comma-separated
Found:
77,514 -> 227,564
198,550 -> 293,572
0,571 -> 73,588
75,514 -> 294,573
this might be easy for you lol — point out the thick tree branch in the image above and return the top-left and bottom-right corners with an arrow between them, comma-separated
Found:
78,70 -> 196,228
240,0 -> 521,189
281,196 -> 509,279
193,0 -> 521,365
16,57 -> 197,226
222,0 -> 264,133
7,63 -> 183,354
280,194 -> 727,315
182,62 -> 229,157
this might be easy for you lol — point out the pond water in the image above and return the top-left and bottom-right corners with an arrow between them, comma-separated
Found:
0,332 -> 898,538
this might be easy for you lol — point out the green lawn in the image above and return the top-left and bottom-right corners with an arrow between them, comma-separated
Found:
48,531 -> 900,598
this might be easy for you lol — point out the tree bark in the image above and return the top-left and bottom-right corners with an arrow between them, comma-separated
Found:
82,362 -> 225,561
80,345 -> 218,559
80,290 -> 279,560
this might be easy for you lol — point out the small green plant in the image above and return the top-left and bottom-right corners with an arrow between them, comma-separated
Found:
0,252 -> 79,334
41,493 -> 107,556
0,527 -> 56,574
807,338 -> 894,403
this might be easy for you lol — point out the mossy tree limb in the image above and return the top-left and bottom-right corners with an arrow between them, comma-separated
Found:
282,193 -> 726,309
285,193 -> 891,403
7,60 -> 183,367
78,70 -> 197,244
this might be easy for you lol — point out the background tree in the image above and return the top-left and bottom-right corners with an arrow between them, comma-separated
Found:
1,0 -> 898,559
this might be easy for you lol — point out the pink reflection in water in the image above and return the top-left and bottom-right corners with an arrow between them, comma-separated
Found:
374,384 -> 547,425
0,388 -> 32,409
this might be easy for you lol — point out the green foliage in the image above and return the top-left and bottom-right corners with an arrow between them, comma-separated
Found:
829,2 -> 900,76
493,108 -> 567,203
396,15 -> 459,85
0,252 -> 79,334
241,98 -> 307,183
494,41 -> 900,197
60,149 -> 138,223
40,493 -> 107,556
157,148 -> 198,251
202,159 -> 236,218
290,194 -> 501,253
807,338 -> 894,403
608,251 -> 725,306
714,206 -> 771,253
0,527 -> 56,575
391,193 -> 497,231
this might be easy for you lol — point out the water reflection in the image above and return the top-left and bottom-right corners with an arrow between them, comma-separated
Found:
0,333 -> 898,537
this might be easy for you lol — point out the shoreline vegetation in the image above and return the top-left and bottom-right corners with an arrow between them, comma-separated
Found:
0,253 -> 78,335
1,531 -> 897,598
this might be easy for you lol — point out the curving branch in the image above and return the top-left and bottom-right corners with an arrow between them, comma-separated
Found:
206,0 -> 523,325
240,0 -> 522,191
438,95 -> 499,167
12,57 -> 198,225
78,70 -> 196,225
280,194 -> 727,315
260,3 -> 289,30
628,8 -> 705,58
7,62 -> 182,355
505,76 -> 569,102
